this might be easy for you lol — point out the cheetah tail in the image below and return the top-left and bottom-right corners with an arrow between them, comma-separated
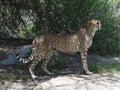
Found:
16,53 -> 34,63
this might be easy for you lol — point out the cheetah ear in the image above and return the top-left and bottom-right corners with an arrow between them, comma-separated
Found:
88,20 -> 92,26
97,20 -> 101,25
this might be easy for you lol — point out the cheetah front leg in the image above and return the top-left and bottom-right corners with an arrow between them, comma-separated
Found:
80,48 -> 93,75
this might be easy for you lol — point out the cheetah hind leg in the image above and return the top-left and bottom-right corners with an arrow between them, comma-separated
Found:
41,60 -> 54,75
28,59 -> 40,81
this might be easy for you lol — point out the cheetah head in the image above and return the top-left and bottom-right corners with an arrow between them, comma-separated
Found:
88,19 -> 102,31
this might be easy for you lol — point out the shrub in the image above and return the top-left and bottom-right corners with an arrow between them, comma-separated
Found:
0,0 -> 120,54
90,60 -> 120,74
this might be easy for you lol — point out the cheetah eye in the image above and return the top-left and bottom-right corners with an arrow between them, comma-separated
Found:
96,22 -> 99,25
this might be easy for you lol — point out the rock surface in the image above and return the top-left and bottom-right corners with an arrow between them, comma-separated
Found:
0,45 -> 32,65
1,74 -> 120,90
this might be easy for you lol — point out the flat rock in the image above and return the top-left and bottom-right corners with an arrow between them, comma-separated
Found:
6,74 -> 120,90
40,74 -> 120,90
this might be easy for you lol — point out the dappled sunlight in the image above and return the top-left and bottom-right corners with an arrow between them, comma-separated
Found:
113,57 -> 120,61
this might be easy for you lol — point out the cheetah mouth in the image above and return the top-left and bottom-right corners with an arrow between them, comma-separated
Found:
99,27 -> 102,30
98,26 -> 102,30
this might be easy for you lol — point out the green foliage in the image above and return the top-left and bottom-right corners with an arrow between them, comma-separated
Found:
88,0 -> 120,55
89,60 -> 120,74
91,28 -> 120,55
48,55 -> 66,70
0,72 -> 12,81
19,21 -> 36,39
0,72 -> 27,83
0,0 -> 120,54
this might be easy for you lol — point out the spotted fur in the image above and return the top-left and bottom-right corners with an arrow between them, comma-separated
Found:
16,19 -> 101,80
